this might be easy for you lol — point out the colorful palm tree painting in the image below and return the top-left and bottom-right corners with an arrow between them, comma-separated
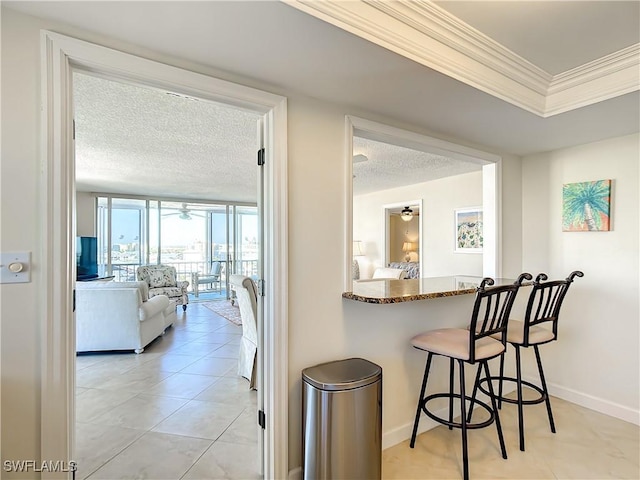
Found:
562,180 -> 611,231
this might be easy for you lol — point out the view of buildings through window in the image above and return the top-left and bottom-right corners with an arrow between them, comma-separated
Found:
97,196 -> 258,289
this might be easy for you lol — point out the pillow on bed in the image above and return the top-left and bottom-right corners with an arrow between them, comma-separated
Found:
372,268 -> 406,280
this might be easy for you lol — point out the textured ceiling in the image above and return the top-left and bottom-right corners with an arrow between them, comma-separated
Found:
75,72 -> 475,201
352,137 -> 482,196
73,72 -> 260,203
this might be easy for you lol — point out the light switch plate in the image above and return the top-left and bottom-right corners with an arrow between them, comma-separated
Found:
1,252 -> 31,284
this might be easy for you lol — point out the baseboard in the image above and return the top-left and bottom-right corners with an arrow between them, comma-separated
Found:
379,379 -> 639,451
288,466 -> 302,480
537,377 -> 640,426
382,405 -> 451,450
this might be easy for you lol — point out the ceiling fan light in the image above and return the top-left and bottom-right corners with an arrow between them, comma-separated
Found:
401,206 -> 413,222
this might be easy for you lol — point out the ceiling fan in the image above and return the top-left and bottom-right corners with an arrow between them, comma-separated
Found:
162,203 -> 204,221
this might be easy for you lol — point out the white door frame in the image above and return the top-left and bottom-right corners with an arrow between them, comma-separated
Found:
345,115 -> 502,289
40,31 -> 288,479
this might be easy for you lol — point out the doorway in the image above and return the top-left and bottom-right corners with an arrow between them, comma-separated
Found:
73,70 -> 262,478
41,31 -> 288,479
346,115 -> 501,289
384,201 -> 422,268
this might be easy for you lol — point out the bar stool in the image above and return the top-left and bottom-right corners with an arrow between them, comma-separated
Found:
469,271 -> 584,452
409,275 -> 530,480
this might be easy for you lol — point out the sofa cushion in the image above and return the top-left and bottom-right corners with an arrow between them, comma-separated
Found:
77,281 -> 147,302
149,286 -> 183,298
148,268 -> 176,288
139,295 -> 170,321
163,301 -> 177,328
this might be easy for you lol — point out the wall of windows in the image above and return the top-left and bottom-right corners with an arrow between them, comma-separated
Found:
95,195 -> 257,293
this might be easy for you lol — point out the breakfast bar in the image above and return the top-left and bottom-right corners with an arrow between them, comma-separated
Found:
343,275 -> 521,304
340,274 -> 537,453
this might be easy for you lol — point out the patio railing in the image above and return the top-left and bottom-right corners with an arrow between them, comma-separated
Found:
107,260 -> 258,291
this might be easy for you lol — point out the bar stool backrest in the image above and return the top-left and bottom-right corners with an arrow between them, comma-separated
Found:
522,271 -> 584,346
468,274 -> 531,363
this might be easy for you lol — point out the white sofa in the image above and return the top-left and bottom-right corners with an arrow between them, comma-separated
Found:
76,281 -> 176,353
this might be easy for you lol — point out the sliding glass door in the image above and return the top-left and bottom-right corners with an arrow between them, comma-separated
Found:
96,195 -> 257,299
234,206 -> 258,278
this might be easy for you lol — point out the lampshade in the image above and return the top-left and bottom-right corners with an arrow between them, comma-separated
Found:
402,242 -> 414,252
401,206 -> 413,222
402,241 -> 414,261
353,241 -> 365,256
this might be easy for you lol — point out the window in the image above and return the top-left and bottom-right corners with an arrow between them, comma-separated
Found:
96,196 -> 257,290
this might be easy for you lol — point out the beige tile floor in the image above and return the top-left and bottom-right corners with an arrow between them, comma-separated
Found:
76,302 -> 639,480
384,392 -> 640,479
75,302 -> 258,480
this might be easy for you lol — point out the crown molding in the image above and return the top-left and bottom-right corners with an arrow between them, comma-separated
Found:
546,44 -> 640,116
283,0 -> 640,118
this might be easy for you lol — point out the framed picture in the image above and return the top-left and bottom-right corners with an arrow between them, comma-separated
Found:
562,179 -> 611,231
454,207 -> 483,253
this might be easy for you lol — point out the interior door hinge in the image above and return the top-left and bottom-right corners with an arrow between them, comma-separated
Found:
72,119 -> 76,140
73,288 -> 76,312
257,279 -> 266,297
258,410 -> 266,429
257,147 -> 265,166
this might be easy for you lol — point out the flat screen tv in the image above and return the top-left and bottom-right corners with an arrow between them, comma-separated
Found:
76,236 -> 99,280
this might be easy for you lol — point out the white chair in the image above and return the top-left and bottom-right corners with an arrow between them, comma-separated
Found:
372,267 -> 407,279
193,261 -> 223,297
229,274 -> 258,389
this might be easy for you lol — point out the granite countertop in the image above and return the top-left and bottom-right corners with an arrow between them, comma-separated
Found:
343,276 -> 520,304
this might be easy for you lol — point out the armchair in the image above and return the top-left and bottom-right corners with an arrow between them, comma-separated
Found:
137,265 -> 189,311
192,261 -> 222,297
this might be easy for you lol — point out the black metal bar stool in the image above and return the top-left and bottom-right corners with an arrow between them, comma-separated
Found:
468,271 -> 583,452
409,275 -> 530,480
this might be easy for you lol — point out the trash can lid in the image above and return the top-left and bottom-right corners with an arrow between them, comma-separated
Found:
302,357 -> 382,391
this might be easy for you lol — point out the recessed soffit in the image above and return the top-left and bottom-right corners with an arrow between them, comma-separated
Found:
284,0 -> 640,118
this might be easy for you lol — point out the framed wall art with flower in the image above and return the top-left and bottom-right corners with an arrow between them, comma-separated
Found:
454,207 -> 483,253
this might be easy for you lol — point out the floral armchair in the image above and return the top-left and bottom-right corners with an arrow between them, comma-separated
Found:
136,265 -> 189,311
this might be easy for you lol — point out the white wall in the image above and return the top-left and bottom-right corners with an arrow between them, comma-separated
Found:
0,7 -> 526,475
76,192 -> 96,237
522,133 -> 639,422
354,171 -> 483,279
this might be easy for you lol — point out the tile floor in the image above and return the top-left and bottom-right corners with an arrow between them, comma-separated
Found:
75,301 -> 258,480
76,302 -> 639,480
384,393 -> 640,479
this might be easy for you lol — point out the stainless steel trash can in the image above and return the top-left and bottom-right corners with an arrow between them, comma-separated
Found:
302,358 -> 382,480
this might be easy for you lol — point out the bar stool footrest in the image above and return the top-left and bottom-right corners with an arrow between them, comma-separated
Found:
421,393 -> 495,430
478,376 -> 547,406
